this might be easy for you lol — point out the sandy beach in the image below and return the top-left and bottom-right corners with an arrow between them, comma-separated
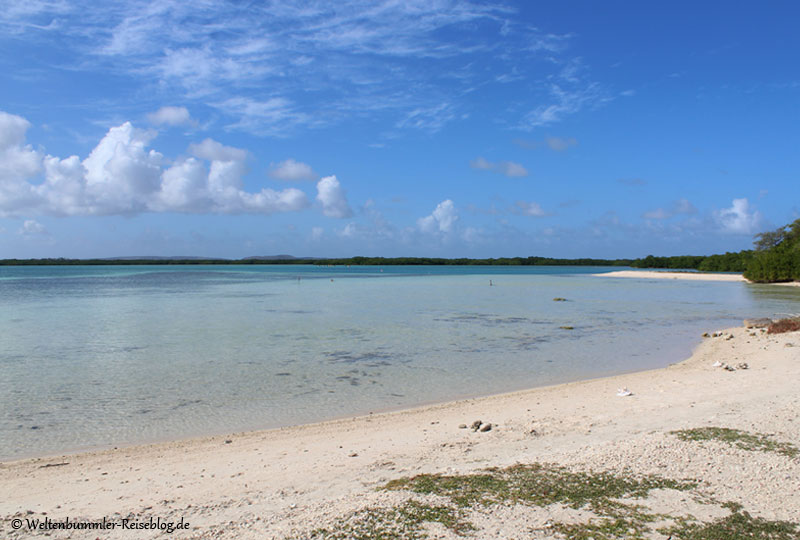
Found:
2,320 -> 799,539
595,270 -> 749,282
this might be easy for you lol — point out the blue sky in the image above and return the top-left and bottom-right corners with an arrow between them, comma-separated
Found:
1,1 -> 798,259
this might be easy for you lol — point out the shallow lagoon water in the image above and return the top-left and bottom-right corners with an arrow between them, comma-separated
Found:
1,265 -> 798,460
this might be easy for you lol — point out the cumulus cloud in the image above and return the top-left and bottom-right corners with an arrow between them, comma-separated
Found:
469,157 -> 528,178
0,111 -> 309,217
269,159 -> 317,181
714,198 -> 762,234
18,219 -> 47,236
146,106 -> 196,127
316,175 -> 353,218
418,199 -> 458,234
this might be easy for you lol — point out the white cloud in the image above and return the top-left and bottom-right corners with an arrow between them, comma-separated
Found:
396,103 -> 458,133
418,199 -> 458,234
311,226 -> 324,240
513,201 -> 548,217
316,175 -> 353,218
714,198 -> 762,234
269,159 -> 317,181
0,112 -> 43,214
147,106 -> 196,127
522,83 -> 607,129
469,157 -> 528,178
0,111 -> 309,217
18,219 -> 47,236
188,138 -> 247,162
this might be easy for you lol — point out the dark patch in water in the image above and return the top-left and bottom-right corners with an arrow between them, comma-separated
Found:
325,351 -> 393,364
172,399 -> 203,410
433,312 -> 540,326
275,372 -> 291,376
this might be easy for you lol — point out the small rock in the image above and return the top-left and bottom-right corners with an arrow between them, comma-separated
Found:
736,363 -> 749,370
348,452 -> 358,457
479,423 -> 492,432
471,420 -> 482,431
725,335 -> 734,340
786,343 -> 794,347
724,364 -> 736,371
702,332 -> 710,338
458,424 -> 468,429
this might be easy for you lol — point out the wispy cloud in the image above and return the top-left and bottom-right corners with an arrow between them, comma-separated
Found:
470,157 -> 528,178
642,198 -> 697,220
1,1 -> 596,136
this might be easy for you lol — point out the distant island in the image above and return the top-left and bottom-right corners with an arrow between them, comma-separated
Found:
2,219 -> 798,283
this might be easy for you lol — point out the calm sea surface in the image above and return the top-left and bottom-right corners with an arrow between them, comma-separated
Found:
1,265 -> 798,460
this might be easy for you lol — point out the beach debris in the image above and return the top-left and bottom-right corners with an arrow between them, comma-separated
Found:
38,462 -> 69,469
458,424 -> 468,429
553,297 -> 567,302
724,364 -> 736,372
616,388 -> 633,397
560,325 -> 574,330
744,318 -> 773,328
471,420 -> 483,432
479,423 -> 493,432
712,361 -> 724,367
768,317 -> 800,334
736,363 -> 749,370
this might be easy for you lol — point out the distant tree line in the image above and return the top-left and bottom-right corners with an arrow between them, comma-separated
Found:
1,219 -> 798,282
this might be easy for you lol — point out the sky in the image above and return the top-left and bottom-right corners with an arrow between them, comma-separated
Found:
0,0 -> 798,259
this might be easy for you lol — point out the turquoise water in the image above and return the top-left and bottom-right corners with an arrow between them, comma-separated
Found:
1,265 -> 798,460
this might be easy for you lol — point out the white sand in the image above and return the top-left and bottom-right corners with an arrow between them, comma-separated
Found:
595,270 -> 747,282
2,324 -> 799,539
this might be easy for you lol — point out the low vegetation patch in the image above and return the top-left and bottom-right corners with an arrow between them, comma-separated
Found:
295,500 -> 473,540
662,503 -> 800,540
768,317 -> 800,335
383,463 -> 695,509
672,427 -> 799,458
290,462 -> 799,539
